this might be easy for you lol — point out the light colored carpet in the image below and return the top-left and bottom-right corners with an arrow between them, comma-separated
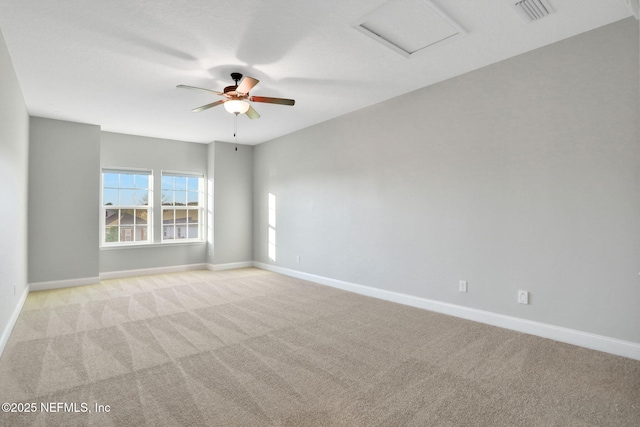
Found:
0,268 -> 638,426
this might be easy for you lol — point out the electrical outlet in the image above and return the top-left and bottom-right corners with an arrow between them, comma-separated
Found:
459,280 -> 467,293
518,290 -> 529,304
296,255 -> 300,263
14,284 -> 16,296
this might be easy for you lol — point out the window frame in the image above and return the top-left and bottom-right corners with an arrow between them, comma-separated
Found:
101,167 -> 153,247
160,170 -> 205,244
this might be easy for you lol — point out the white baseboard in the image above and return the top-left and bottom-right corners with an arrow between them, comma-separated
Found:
99,263 -> 208,280
207,261 -> 254,271
30,276 -> 100,292
36,262 -> 255,287
254,263 -> 640,361
0,285 -> 29,358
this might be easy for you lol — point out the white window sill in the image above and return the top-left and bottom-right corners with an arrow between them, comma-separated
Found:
100,240 -> 206,250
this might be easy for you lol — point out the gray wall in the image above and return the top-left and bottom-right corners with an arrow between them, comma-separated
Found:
28,117 -> 100,283
99,131 -> 208,272
0,28 -> 29,342
208,141 -> 254,265
253,18 -> 640,343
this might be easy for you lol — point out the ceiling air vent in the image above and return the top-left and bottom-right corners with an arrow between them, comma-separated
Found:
511,0 -> 553,22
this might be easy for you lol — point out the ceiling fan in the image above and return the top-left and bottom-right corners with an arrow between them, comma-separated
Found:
177,72 -> 295,119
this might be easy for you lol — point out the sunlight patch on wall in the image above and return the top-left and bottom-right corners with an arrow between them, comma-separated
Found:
268,193 -> 276,262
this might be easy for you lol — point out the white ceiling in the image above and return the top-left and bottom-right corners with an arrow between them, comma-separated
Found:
0,1 -> 633,145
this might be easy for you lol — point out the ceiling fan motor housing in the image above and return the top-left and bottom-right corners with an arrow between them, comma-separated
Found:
225,73 -> 244,96
224,85 -> 239,96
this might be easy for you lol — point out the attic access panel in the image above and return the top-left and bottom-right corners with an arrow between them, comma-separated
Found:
353,0 -> 466,58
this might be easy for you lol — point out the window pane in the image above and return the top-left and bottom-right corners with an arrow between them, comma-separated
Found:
187,177 -> 199,191
161,190 -> 173,206
105,209 -> 119,225
187,209 -> 199,224
105,227 -> 119,242
122,227 -> 133,242
175,176 -> 187,191
135,174 -> 149,189
120,209 -> 134,225
163,209 -> 174,224
161,175 -> 174,190
120,189 -> 135,205
175,209 -> 187,225
120,174 -> 135,189
132,190 -> 146,206
187,191 -> 199,206
163,225 -> 174,240
103,189 -> 118,206
103,173 -> 119,188
134,209 -> 148,224
188,225 -> 198,239
175,191 -> 187,206
135,226 -> 148,242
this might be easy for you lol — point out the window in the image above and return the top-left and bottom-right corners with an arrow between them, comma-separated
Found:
100,168 -> 205,247
161,172 -> 203,242
102,169 -> 152,245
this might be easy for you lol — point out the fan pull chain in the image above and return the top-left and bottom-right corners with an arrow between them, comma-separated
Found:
234,113 -> 238,151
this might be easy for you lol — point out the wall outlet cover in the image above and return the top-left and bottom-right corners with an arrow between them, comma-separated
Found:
459,280 -> 467,293
518,290 -> 529,304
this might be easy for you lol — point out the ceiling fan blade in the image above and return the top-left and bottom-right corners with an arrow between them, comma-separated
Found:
245,106 -> 260,119
250,96 -> 295,106
177,84 -> 224,96
191,100 -> 226,112
236,76 -> 259,95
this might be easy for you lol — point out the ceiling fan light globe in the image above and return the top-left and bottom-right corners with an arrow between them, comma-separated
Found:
224,100 -> 250,115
